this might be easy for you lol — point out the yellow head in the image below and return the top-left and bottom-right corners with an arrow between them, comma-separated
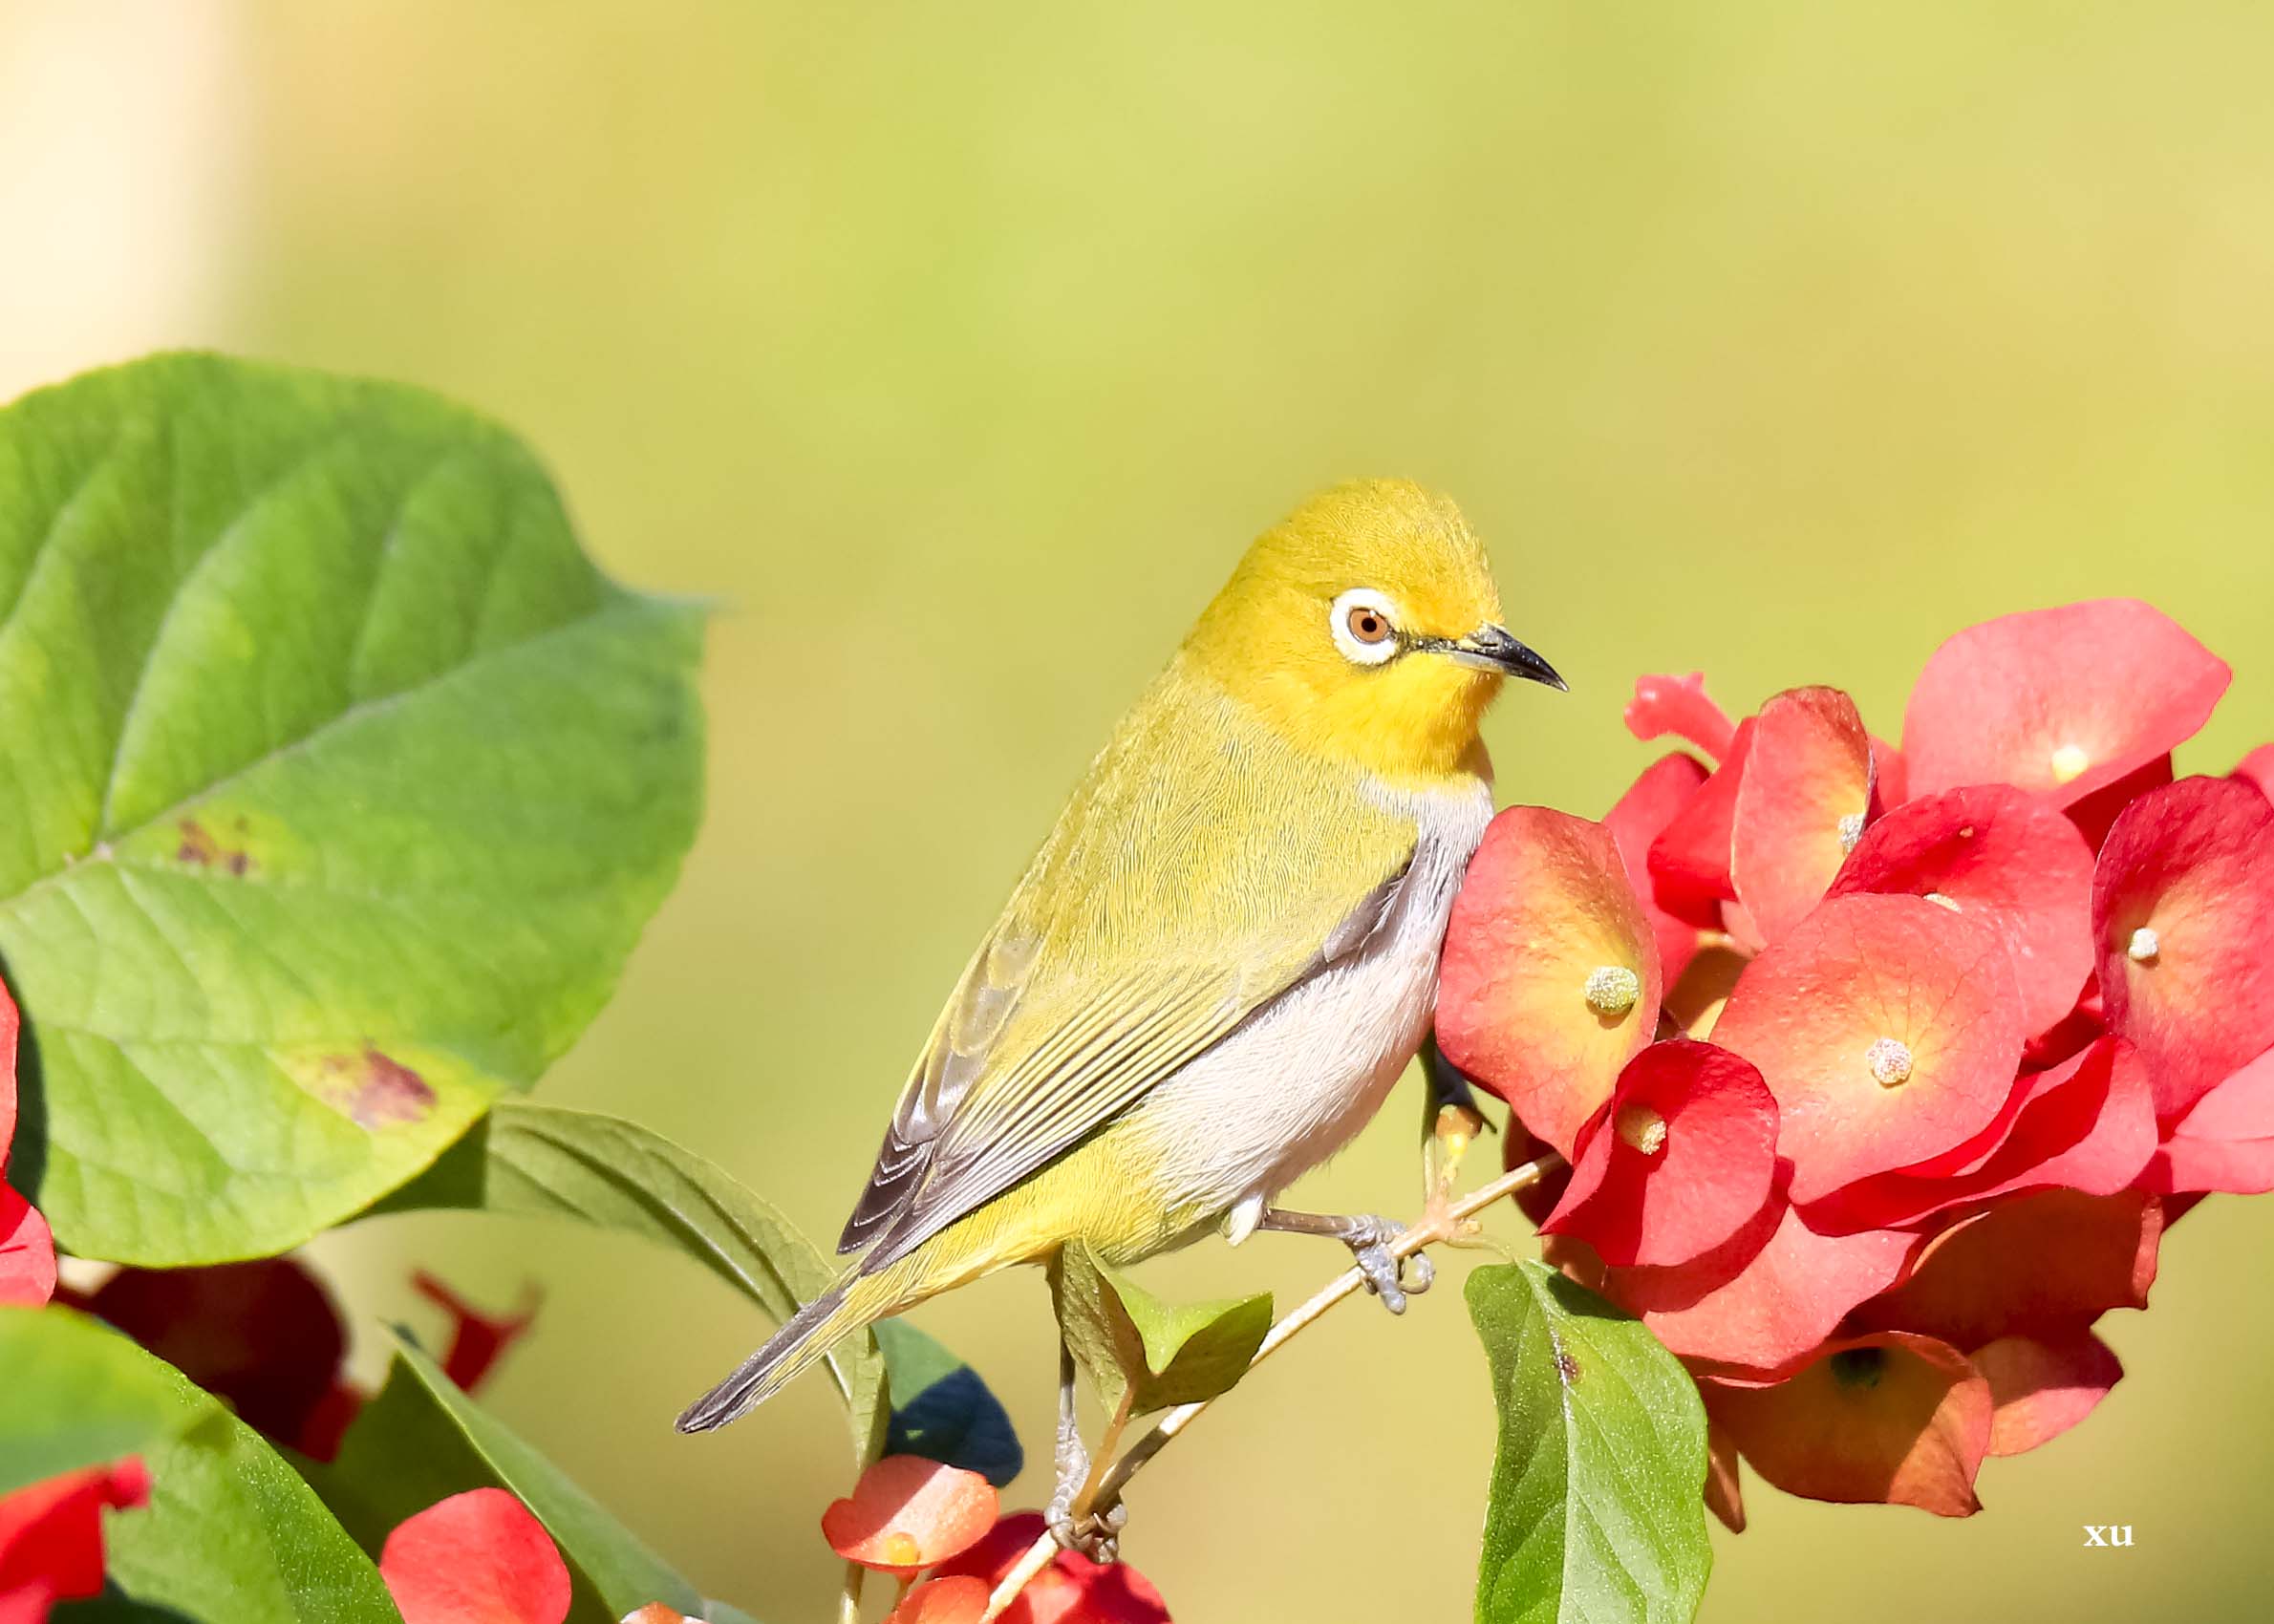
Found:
1184,480 -> 1564,785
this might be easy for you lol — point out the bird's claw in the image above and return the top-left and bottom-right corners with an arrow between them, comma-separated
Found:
1047,1496 -> 1126,1564
1346,1215 -> 1433,1314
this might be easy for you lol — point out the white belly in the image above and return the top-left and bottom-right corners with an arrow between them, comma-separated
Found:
1123,778 -> 1491,1225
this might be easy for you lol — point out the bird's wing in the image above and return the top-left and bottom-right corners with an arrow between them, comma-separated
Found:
837,679 -> 1419,1270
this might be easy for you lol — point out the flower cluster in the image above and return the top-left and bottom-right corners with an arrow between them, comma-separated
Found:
823,1456 -> 1170,1623
1438,599 -> 2273,1521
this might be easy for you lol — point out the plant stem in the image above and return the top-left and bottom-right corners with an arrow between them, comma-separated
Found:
973,1150 -> 1564,1623
1072,1383 -> 1136,1519
837,1559 -> 866,1624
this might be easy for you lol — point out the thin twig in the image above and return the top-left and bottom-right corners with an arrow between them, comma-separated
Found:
836,1558 -> 865,1624
973,1151 -> 1563,1623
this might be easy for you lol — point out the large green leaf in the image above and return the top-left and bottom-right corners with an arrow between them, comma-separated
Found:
0,1305 -> 200,1494
309,1331 -> 698,1624
1052,1242 -> 1271,1416
377,1100 -> 885,1460
0,1305 -> 395,1623
0,353 -> 705,1265
1467,1263 -> 1711,1624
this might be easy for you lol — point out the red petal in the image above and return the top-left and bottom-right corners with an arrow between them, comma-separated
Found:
1869,737 -> 1909,812
887,1578 -> 992,1624
1901,599 -> 2230,807
0,976 -> 18,1164
1647,722 -> 1754,928
2145,1045 -> 2274,1194
1972,1331 -> 2121,1457
2067,755 -> 2175,852
1731,688 -> 1877,944
1542,1040 -> 1778,1268
932,1513 -> 1172,1624
0,1459 -> 150,1602
82,1258 -> 345,1449
1712,894 -> 2027,1203
2093,777 -> 2274,1120
1588,1199 -> 1918,1374
1852,1189 -> 2161,1348
823,1456 -> 999,1575
411,1272 -> 540,1394
1438,808 -> 1662,1155
379,1488 -> 570,1624
1828,783 -> 2096,1037
0,1189 -> 54,1309
2235,744 -> 2274,802
1604,753 -> 1713,988
1706,1334 -> 1991,1516
1624,673 -> 1735,760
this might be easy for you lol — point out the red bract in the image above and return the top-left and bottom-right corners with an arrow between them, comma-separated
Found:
412,1272 -> 540,1392
1730,687 -> 1875,944
1712,894 -> 2026,1205
1901,599 -> 2230,807
2145,1045 -> 2274,1195
1624,672 -> 1735,760
1852,1189 -> 2161,1349
823,1456 -> 998,1576
931,1513 -> 1171,1624
1827,784 -> 2096,1037
2092,777 -> 2274,1121
1542,1041 -> 1777,1269
1603,753 -> 1712,988
1706,1335 -> 1991,1517
380,1488 -> 569,1624
1576,1201 -> 1917,1375
1646,720 -> 1753,929
1437,808 -> 1661,1156
1972,1331 -> 2122,1457
0,1458 -> 151,1616
888,1578 -> 992,1623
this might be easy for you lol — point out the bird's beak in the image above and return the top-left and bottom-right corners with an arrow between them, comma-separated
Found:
1440,624 -> 1568,691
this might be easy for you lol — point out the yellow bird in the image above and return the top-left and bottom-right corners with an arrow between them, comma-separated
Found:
678,480 -> 1561,1519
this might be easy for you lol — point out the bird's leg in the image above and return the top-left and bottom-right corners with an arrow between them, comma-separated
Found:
1046,1336 -> 1126,1562
1255,1207 -> 1434,1314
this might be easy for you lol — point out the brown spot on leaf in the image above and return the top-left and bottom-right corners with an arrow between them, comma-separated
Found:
320,1046 -> 436,1128
177,818 -> 253,876
1555,1346 -> 1583,1384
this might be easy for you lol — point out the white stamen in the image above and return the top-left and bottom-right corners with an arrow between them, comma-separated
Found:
1866,1036 -> 1915,1088
2050,743 -> 2091,784
1923,890 -> 1961,911
2127,927 -> 2161,965
1584,964 -> 1641,1017
1616,1103 -> 1668,1157
1837,812 -> 1866,853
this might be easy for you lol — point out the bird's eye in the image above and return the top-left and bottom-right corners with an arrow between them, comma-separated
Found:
1329,588 -> 1401,667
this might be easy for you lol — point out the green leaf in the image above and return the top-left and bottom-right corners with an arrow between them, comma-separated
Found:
377,1100 -> 886,1461
0,353 -> 706,1265
1467,1262 -> 1712,1624
1051,1242 -> 1271,1415
874,1318 -> 1024,1487
308,1329 -> 700,1624
106,1402 -> 400,1624
0,1305 -> 201,1494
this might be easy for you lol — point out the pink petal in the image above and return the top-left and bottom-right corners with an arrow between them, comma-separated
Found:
1603,753 -> 1713,988
1624,673 -> 1735,761
1647,721 -> 1755,929
1731,688 -> 1877,944
1971,1331 -> 2122,1457
823,1456 -> 999,1575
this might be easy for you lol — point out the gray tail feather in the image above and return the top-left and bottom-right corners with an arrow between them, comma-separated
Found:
675,1280 -> 854,1434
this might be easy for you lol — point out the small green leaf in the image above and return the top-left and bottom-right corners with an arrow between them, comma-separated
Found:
0,353 -> 705,1265
873,1318 -> 1024,1486
1467,1261 -> 1711,1624
308,1330 -> 701,1624
378,1100 -> 885,1462
1052,1242 -> 1271,1415
106,1402 -> 400,1624
0,1305 -> 202,1494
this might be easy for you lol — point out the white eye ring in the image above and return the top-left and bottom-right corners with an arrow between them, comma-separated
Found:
1330,588 -> 1402,666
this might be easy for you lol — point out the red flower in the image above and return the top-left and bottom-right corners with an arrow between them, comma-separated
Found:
822,1456 -> 998,1576
1900,598 -> 2228,806
1438,599 -> 2263,1522
887,1577 -> 993,1623
380,1488 -> 570,1624
930,1513 -> 1171,1624
0,974 -> 54,1311
0,1458 -> 151,1620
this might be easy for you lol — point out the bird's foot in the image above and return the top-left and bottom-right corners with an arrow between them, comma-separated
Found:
1341,1213 -> 1434,1314
1047,1494 -> 1126,1564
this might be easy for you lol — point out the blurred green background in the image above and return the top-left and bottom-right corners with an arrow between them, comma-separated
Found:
7,3 -> 2274,1619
